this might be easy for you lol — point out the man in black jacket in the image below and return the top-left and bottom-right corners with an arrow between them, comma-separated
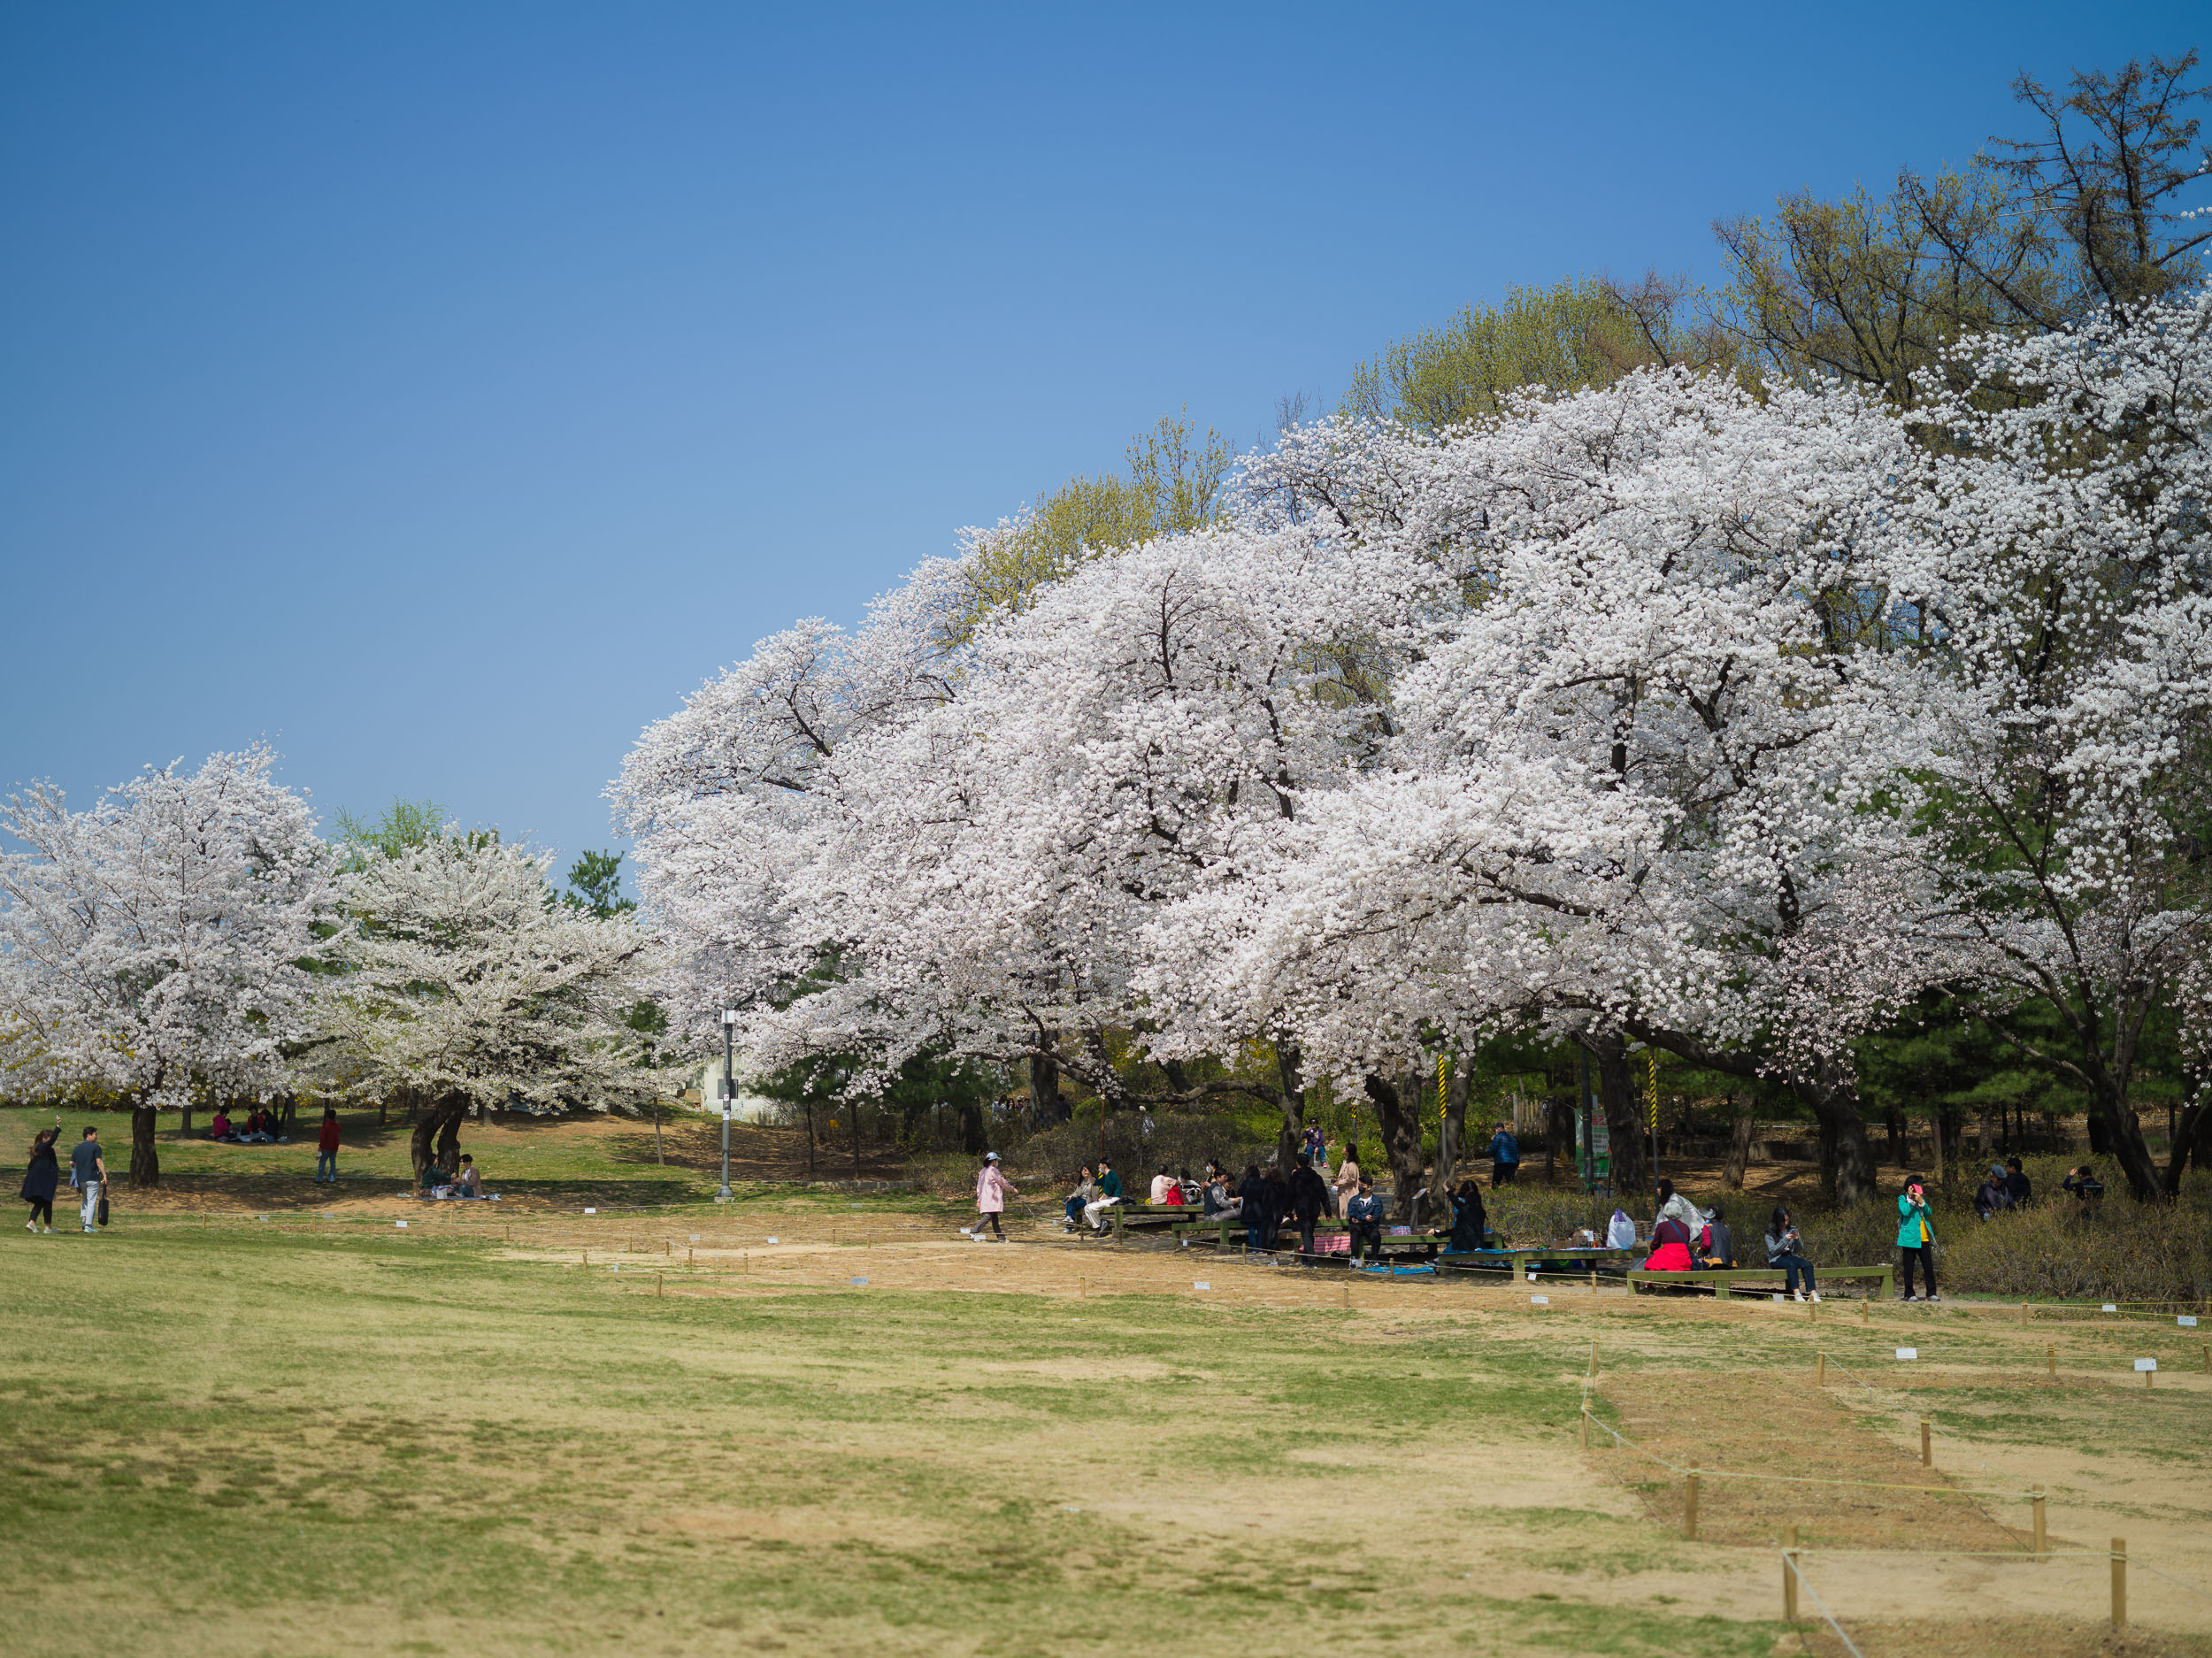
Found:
1289,1152 -> 1329,1255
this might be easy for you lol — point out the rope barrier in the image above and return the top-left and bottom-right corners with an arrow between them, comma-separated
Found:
1782,1552 -> 1866,1658
1583,1414 -> 2022,1499
2132,1558 -> 2212,1608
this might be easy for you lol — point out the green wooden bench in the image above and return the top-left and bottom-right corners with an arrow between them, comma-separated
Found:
1626,1264 -> 1893,1299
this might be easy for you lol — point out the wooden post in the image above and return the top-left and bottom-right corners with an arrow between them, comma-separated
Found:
2032,1487 -> 2046,1558
1079,1276 -> 1086,1300
657,1272 -> 664,1298
1341,1283 -> 1350,1309
582,1250 -> 588,1267
1588,1337 -> 1598,1378
2020,1300 -> 2029,1324
2048,1343 -> 2056,1380
1684,1472 -> 1700,1540
1920,1418 -> 1932,1466
1860,1297 -> 1870,1324
2145,1364 -> 2154,1390
1816,1351 -> 1826,1386
1590,1267 -> 1597,1295
1579,1401 -> 1590,1450
1781,1525 -> 1799,1622
2112,1537 -> 2127,1627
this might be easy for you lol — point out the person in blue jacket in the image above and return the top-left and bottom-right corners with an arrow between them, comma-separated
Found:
1895,1174 -> 1939,1301
1487,1122 -> 1520,1186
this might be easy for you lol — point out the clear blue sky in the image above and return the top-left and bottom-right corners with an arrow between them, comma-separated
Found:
2,3 -> 2200,887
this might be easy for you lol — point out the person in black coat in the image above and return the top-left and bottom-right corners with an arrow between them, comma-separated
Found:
1445,1179 -> 1487,1253
1289,1153 -> 1329,1255
1238,1164 -> 1270,1253
20,1127 -> 60,1233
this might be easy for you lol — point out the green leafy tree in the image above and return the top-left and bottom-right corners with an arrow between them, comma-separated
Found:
563,849 -> 635,917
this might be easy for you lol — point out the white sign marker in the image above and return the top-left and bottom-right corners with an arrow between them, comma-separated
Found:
1894,1347 -> 1918,1361
396,1220 -> 408,1228
765,1236 -> 778,1244
2102,1302 -> 2117,1313
849,1277 -> 868,1286
1193,1280 -> 1211,1290
1531,1294 -> 1550,1306
2135,1358 -> 2157,1372
689,1233 -> 701,1241
2179,1315 -> 2199,1328
585,1207 -> 596,1215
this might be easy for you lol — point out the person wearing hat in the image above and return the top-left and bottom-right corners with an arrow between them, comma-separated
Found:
962,1152 -> 1017,1241
1973,1164 -> 2012,1220
1083,1158 -> 1122,1233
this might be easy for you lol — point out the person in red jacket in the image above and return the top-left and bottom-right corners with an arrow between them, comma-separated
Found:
314,1108 -> 342,1184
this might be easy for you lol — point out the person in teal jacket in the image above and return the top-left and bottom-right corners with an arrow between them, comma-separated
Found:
1895,1175 -> 1939,1301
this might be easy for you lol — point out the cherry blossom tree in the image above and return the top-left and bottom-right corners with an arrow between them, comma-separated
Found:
1145,370 -> 1955,1207
0,747 -> 337,1186
1897,290 -> 2212,1200
316,829 -> 662,1186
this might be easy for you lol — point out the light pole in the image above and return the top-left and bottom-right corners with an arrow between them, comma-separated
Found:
718,1008 -> 737,1202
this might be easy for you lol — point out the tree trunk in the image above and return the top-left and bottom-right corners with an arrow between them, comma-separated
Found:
1885,1108 -> 1903,1166
2085,1109 -> 2109,1155
279,1092 -> 298,1139
1789,1063 -> 1878,1207
128,1101 -> 160,1188
1722,1109 -> 1755,1191
1435,1055 -> 1470,1196
851,1097 -> 863,1178
1274,1038 -> 1307,1172
180,1102 -> 195,1138
409,1094 -> 469,1189
803,1099 -> 818,1173
2089,1079 -> 2162,1201
2162,1096 -> 2212,1193
1363,1073 -> 1430,1228
1588,1034 -> 1649,1201
652,1101 -> 664,1165
1028,1051 -> 1068,1124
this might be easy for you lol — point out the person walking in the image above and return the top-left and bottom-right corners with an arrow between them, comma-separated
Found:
1763,1207 -> 1817,1301
964,1151 -> 1016,1241
71,1127 -> 105,1235
20,1126 -> 60,1233
1487,1122 -> 1520,1186
315,1107 -> 342,1184
1895,1175 -> 1938,1301
1289,1152 -> 1329,1255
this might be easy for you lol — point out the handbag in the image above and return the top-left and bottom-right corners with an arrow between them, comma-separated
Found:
96,1191 -> 111,1226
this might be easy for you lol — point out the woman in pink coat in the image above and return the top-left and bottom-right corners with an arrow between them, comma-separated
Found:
964,1152 -> 1017,1241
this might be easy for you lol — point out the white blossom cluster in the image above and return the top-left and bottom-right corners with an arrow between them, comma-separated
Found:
618,294 -> 2212,1200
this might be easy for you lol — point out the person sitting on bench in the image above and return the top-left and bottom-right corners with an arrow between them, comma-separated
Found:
1346,1176 -> 1383,1263
1063,1165 -> 1098,1231
1444,1178 -> 1487,1253
1763,1207 -> 1817,1301
456,1155 -> 484,1198
1694,1209 -> 1734,1269
1082,1159 -> 1122,1232
1641,1215 -> 1694,1272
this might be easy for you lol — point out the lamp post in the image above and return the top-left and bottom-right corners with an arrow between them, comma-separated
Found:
718,1008 -> 737,1202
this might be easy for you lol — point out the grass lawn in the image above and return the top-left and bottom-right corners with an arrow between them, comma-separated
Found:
5,1186 -> 2208,1655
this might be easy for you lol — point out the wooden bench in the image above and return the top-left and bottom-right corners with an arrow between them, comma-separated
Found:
1438,1246 -> 1636,1277
1626,1265 -> 1893,1299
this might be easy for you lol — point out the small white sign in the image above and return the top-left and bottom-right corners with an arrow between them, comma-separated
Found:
396,1220 -> 408,1229
1895,1347 -> 1918,1361
2179,1315 -> 2199,1328
2102,1303 -> 2117,1313
689,1233 -> 701,1241
849,1276 -> 868,1286
611,1264 -> 618,1273
585,1207 -> 597,1215
765,1235 -> 778,1243
1193,1280 -> 1211,1290
2135,1358 -> 2157,1372
1531,1294 -> 1550,1306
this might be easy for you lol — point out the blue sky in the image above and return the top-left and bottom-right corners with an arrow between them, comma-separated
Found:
2,2 -> 2200,887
